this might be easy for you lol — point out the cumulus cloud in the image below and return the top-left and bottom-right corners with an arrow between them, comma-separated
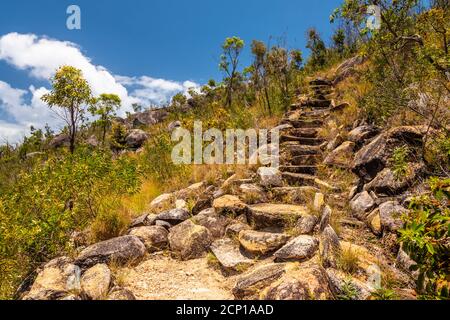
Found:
0,32 -> 200,143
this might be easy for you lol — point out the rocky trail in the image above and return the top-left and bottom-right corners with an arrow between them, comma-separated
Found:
22,74 -> 421,301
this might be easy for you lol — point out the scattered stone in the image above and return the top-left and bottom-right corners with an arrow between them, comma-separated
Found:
379,201 -> 407,232
210,239 -> 254,272
238,230 -> 290,255
191,209 -> 231,239
366,208 -> 382,236
295,215 -> 318,234
350,191 -> 375,220
129,214 -> 150,228
326,268 -> 372,300
81,264 -> 111,300
261,264 -> 331,300
248,203 -> 309,229
107,287 -> 136,300
213,195 -> 248,215
168,220 -> 212,260
225,222 -> 252,238
232,263 -> 287,300
319,205 -> 332,232
156,208 -> 190,225
175,199 -> 187,209
348,186 -> 358,200
22,257 -> 81,300
320,225 -> 341,268
274,236 -> 319,261
270,186 -> 318,204
150,193 -> 174,211
75,235 -> 146,269
129,226 -> 169,252
313,193 -> 325,212
396,248 -> 418,278
324,141 -> 355,168
191,194 -> 213,215
239,184 -> 267,203
257,167 -> 283,188
155,220 -> 172,229
125,129 -> 149,149
326,134 -> 344,152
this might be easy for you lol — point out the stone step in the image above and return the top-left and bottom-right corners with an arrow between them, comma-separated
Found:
280,135 -> 324,146
288,128 -> 319,138
289,154 -> 322,166
308,99 -> 332,109
247,203 -> 310,229
282,172 -> 318,187
282,144 -> 321,156
309,79 -> 333,86
279,165 -> 317,175
287,119 -> 324,128
301,110 -> 331,118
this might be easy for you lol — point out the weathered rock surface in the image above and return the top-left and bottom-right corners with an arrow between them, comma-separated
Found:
107,287 -> 136,300
156,208 -> 190,225
23,257 -> 81,300
274,236 -> 319,261
225,222 -> 252,238
348,125 -> 380,147
379,201 -> 408,232
81,263 -> 111,300
191,208 -> 232,239
210,239 -> 254,272
213,195 -> 248,215
150,193 -> 174,211
248,203 -> 309,229
320,225 -> 341,268
326,268 -> 372,300
350,191 -> 375,220
257,167 -> 283,187
324,141 -> 355,168
168,220 -> 212,260
125,129 -> 149,149
295,214 -> 318,234
366,208 -> 382,236
238,230 -> 290,255
239,183 -> 267,203
129,226 -> 169,252
232,263 -> 287,299
75,235 -> 146,269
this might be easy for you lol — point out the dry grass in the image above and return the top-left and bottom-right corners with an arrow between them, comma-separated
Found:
337,245 -> 360,275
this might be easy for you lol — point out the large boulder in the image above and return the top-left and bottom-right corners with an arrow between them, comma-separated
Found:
261,264 -> 332,300
350,191 -> 375,220
379,201 -> 408,232
168,220 -> 212,260
128,226 -> 168,252
238,230 -> 290,255
324,141 -> 355,168
125,129 -> 149,149
23,257 -> 81,300
364,163 -> 425,196
352,126 -> 427,182
81,264 -> 111,300
213,195 -> 248,216
248,203 -> 310,229
232,263 -> 287,299
191,208 -> 232,239
75,235 -> 146,269
49,134 -> 70,149
210,239 -> 254,272
274,236 -> 319,262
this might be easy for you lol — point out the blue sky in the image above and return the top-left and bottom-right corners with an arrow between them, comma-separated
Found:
0,0 -> 343,142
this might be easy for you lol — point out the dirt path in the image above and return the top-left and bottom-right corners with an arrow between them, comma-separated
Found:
120,253 -> 237,300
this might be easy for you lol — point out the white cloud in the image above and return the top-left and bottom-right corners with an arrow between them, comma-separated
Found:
0,32 -> 201,143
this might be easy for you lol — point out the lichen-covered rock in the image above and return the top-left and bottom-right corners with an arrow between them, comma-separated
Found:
156,208 -> 190,225
320,225 -> 341,268
261,263 -> 332,300
150,193 -> 174,211
366,208 -> 382,236
324,141 -> 355,168
75,235 -> 146,269
364,163 -> 425,196
191,208 -> 231,239
274,236 -> 319,262
348,125 -> 380,148
23,257 -> 81,300
313,193 -> 325,212
379,201 -> 408,232
213,195 -> 248,215
248,203 -> 309,229
225,222 -> 252,238
168,220 -> 212,260
319,205 -> 332,232
239,183 -> 267,203
270,186 -> 318,204
129,226 -> 168,252
295,214 -> 318,234
81,264 -> 111,300
232,263 -> 287,299
257,167 -> 283,187
125,129 -> 149,149
326,268 -> 372,300
350,191 -> 375,220
210,239 -> 254,272
107,287 -> 136,300
238,230 -> 290,255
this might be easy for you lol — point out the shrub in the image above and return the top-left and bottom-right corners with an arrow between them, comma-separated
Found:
399,177 -> 450,299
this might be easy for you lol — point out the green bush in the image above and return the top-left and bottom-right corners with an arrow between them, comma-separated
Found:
399,177 -> 450,299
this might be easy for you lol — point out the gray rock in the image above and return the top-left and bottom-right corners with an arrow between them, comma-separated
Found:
191,209 -> 231,239
326,268 -> 372,300
257,167 -> 283,188
379,201 -> 408,232
225,222 -> 252,238
156,208 -> 190,225
324,141 -> 355,168
210,239 -> 254,272
396,248 -> 418,278
81,264 -> 111,300
320,225 -> 341,268
107,287 -> 136,300
168,220 -> 212,260
125,129 -> 149,149
155,220 -> 172,229
238,230 -> 290,255
295,215 -> 318,234
319,205 -> 332,232
75,235 -> 146,269
274,236 -> 319,261
350,191 -> 375,220
248,203 -> 309,229
129,226 -> 168,252
232,263 -> 287,299
348,125 -> 380,147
